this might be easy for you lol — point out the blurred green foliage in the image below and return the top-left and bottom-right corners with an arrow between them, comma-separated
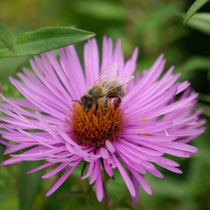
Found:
0,0 -> 210,209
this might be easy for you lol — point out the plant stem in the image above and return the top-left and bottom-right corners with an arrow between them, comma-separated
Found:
103,179 -> 110,210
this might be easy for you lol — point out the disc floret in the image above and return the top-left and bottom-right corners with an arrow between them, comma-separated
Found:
69,102 -> 124,147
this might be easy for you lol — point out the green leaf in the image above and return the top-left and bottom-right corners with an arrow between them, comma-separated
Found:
184,0 -> 209,24
186,12 -> 210,34
19,161 -> 43,210
0,27 -> 95,58
0,56 -> 28,82
0,22 -> 16,52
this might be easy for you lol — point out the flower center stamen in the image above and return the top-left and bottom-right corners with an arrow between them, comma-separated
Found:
69,102 -> 124,147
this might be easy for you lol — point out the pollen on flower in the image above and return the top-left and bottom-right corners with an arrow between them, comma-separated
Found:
69,102 -> 125,147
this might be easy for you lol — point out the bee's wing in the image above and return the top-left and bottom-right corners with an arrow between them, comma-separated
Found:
100,75 -> 134,97
94,63 -> 118,84
116,75 -> 135,86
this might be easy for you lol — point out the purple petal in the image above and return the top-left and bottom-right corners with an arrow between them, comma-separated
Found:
84,38 -> 99,86
113,154 -> 136,197
46,160 -> 80,196
95,160 -> 103,202
42,162 -> 69,179
132,175 -> 140,205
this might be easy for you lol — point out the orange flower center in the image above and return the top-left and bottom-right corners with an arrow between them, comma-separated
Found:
69,102 -> 124,147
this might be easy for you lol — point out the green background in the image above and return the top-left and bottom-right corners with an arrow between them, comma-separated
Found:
0,0 -> 210,209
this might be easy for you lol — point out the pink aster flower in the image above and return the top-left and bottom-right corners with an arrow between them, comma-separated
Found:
0,37 -> 205,203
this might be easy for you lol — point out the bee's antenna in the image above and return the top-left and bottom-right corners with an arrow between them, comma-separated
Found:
72,100 -> 82,105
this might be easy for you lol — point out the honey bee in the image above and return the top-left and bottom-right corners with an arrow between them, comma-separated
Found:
78,63 -> 134,116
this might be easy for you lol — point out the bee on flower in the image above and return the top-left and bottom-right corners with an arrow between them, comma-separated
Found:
0,37 -> 205,204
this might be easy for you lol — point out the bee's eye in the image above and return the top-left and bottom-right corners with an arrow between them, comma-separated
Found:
86,100 -> 92,109
117,87 -> 122,91
89,88 -> 100,97
88,89 -> 94,95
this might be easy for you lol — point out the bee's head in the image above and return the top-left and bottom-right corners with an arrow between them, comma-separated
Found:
81,96 -> 93,111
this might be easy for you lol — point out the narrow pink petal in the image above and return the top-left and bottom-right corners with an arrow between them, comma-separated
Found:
128,167 -> 152,195
101,36 -> 113,71
84,38 -> 99,86
143,93 -> 198,119
4,143 -> 35,155
112,38 -> 124,75
17,129 -> 56,149
132,175 -> 140,205
156,163 -> 182,174
29,56 -> 72,105
42,162 -> 69,179
105,140 -> 115,153
35,111 -> 60,141
122,133 -> 176,143
100,147 -> 109,159
125,121 -> 173,133
135,140 -> 191,157
65,45 -> 86,93
118,153 -> 150,174
112,154 -> 136,197
103,159 -> 113,177
123,54 -> 164,105
158,142 -> 198,153
95,160 -> 103,202
89,160 -> 99,185
45,51 -> 76,101
167,128 -> 205,137
81,162 -> 94,180
46,161 -> 80,196
147,168 -> 164,178
1,157 -> 22,165
27,162 -> 54,174
0,139 -> 12,146
58,48 -> 82,98
123,47 -> 138,77
115,144 -> 143,164
155,157 -> 180,167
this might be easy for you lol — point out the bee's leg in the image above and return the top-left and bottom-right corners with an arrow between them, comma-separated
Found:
114,96 -> 121,109
103,100 -> 109,116
83,109 -> 85,120
95,103 -> 99,116
82,105 -> 87,120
